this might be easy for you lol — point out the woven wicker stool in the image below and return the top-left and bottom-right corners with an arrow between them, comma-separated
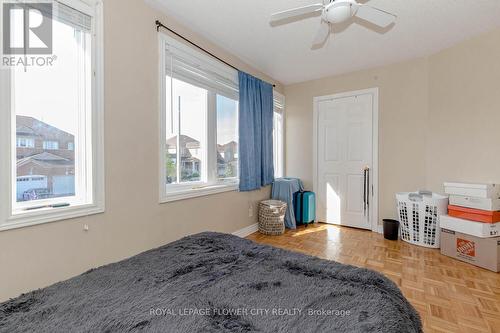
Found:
258,200 -> 287,236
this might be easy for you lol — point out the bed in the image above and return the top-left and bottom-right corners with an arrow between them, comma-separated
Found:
0,232 -> 422,332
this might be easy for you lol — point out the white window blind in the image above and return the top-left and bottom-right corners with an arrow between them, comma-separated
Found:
165,44 -> 238,99
54,1 -> 92,32
274,93 -> 285,114
22,0 -> 92,32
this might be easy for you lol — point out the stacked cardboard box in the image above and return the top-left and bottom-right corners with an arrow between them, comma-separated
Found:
440,182 -> 500,272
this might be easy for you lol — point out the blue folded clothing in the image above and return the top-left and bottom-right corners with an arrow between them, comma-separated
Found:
271,178 -> 304,229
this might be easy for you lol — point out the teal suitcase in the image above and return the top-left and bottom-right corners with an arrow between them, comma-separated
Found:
293,191 -> 316,225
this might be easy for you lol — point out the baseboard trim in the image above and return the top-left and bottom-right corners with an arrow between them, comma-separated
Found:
233,223 -> 258,238
233,223 -> 381,237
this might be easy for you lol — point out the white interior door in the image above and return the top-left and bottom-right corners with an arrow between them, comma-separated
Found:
315,92 -> 375,230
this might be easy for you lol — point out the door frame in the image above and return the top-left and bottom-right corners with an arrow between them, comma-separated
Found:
313,88 -> 379,233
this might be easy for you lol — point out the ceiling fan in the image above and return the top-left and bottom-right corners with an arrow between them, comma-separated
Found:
270,0 -> 397,47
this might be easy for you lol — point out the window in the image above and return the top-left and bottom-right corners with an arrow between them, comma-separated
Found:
217,95 -> 238,180
0,0 -> 104,231
43,141 -> 59,150
165,78 -> 207,184
16,137 -> 35,148
273,92 -> 285,178
160,34 -> 239,202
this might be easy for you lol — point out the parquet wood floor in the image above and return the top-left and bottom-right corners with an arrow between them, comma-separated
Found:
247,223 -> 500,333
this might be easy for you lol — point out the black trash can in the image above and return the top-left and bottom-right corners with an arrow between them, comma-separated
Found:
383,219 -> 400,240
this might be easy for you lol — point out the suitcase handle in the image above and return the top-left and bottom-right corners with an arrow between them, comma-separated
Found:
300,191 -> 304,223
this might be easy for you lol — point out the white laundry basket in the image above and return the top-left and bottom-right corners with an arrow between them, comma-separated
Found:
396,192 -> 448,248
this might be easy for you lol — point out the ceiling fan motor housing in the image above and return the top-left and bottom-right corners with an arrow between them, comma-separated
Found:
269,0 -> 397,47
325,0 -> 357,24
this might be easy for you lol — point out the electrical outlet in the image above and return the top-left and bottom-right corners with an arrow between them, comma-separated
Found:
83,224 -> 89,232
248,205 -> 253,217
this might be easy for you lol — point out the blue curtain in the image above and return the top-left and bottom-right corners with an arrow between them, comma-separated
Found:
238,71 -> 274,191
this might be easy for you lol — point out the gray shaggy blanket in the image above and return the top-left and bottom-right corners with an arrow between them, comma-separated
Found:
0,232 -> 422,333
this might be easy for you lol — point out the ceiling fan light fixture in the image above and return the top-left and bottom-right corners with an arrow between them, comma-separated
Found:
325,4 -> 354,24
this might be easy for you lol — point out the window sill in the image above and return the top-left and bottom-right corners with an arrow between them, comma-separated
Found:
160,183 -> 239,203
0,203 -> 105,232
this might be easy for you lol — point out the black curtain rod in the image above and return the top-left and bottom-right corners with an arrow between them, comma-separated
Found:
155,20 -> 276,88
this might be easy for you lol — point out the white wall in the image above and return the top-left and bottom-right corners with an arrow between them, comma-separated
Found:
0,0 -> 282,302
426,28 -> 500,192
284,27 -> 500,224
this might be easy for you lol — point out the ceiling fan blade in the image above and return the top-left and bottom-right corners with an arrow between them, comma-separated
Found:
270,4 -> 324,23
355,5 -> 396,27
312,21 -> 330,46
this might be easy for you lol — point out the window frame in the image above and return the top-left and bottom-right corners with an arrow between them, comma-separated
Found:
42,140 -> 60,150
0,0 -> 105,231
215,94 -> 239,183
273,91 -> 286,179
164,78 -> 209,189
159,34 -> 240,203
16,137 -> 35,148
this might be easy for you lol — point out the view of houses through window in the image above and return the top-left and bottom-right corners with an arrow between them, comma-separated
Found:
12,10 -> 91,204
216,95 -> 238,180
165,78 -> 239,185
165,78 -> 207,184
15,116 -> 76,202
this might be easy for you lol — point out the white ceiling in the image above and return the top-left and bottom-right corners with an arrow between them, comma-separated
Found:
148,0 -> 500,85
